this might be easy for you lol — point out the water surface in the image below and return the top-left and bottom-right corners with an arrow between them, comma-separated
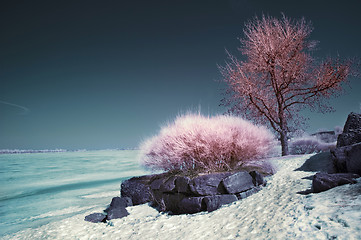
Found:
0,150 -> 149,236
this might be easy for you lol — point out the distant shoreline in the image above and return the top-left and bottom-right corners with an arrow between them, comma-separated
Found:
0,148 -> 138,154
0,149 -> 69,154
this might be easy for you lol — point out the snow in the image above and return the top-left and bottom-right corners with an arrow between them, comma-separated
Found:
3,154 -> 361,240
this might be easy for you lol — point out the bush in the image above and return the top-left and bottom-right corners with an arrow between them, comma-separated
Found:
139,114 -> 276,172
289,136 -> 336,155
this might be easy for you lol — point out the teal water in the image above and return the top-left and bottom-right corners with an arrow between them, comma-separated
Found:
0,150 -> 150,237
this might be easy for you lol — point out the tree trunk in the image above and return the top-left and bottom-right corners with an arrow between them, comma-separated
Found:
280,130 -> 289,156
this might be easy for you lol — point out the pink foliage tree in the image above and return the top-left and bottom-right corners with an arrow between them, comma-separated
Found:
219,14 -> 355,156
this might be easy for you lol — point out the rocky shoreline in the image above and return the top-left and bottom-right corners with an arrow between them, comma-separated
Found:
85,169 -> 266,222
85,112 -> 361,223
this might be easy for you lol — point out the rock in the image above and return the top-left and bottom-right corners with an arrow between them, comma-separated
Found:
296,151 -> 337,173
106,208 -> 129,220
119,170 -> 265,215
312,172 -> 359,193
175,176 -> 191,193
337,112 -> 361,148
337,129 -> 361,147
178,197 -> 205,214
189,172 -> 231,196
249,171 -> 265,186
221,171 -> 254,194
345,142 -> 361,175
342,112 -> 361,132
236,187 -> 261,199
150,178 -> 164,191
84,213 -> 106,223
105,197 -> 132,213
203,195 -> 238,212
160,176 -> 177,193
121,175 -> 153,205
332,142 -> 361,175
161,193 -> 186,213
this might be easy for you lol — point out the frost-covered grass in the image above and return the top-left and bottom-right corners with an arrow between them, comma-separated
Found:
289,136 -> 336,155
139,114 -> 276,172
5,154 -> 360,240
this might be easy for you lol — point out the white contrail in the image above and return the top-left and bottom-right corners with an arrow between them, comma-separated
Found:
0,100 -> 30,115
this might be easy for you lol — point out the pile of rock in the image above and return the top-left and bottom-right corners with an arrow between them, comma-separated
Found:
85,197 -> 132,223
121,170 -> 265,215
332,112 -> 361,175
85,170 -> 265,222
306,112 -> 361,193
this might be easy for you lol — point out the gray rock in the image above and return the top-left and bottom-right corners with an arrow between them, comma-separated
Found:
84,213 -> 106,223
312,172 -> 359,193
160,176 -> 177,193
346,142 -> 361,175
331,146 -> 349,173
106,208 -> 129,220
150,178 -> 164,191
175,176 -> 191,193
203,195 -> 238,212
337,112 -> 361,147
343,112 -> 361,132
296,151 -> 337,173
249,171 -> 265,186
161,193 -> 186,213
178,197 -> 205,214
189,172 -> 231,196
236,187 -> 261,199
121,175 -> 153,205
337,129 -> 361,147
105,197 -> 132,213
332,142 -> 361,175
221,171 -> 254,194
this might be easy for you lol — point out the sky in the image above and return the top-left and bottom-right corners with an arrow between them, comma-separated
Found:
1,0 -> 360,150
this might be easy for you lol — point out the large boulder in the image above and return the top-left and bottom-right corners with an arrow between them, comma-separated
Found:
345,142 -> 361,175
121,175 -> 154,205
203,194 -> 238,212
160,176 -> 177,193
332,142 -> 361,175
342,112 -> 361,133
337,129 -> 361,147
249,171 -> 265,186
221,171 -> 254,194
161,193 -> 187,213
178,197 -> 205,214
189,172 -> 232,196
332,112 -> 361,174
312,172 -> 359,193
337,112 -> 361,147
295,151 -> 337,173
332,145 -> 351,173
174,176 -> 191,194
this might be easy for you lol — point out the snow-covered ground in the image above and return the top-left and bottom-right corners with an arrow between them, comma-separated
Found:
3,154 -> 361,240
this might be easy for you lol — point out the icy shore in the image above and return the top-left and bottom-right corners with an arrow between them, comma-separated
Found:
3,154 -> 361,240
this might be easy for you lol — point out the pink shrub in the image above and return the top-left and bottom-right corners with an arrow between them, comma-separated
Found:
139,114 -> 276,172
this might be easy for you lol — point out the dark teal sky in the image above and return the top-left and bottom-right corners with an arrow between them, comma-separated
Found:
1,0 -> 360,150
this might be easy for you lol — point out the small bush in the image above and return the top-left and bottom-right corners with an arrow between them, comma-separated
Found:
289,136 -> 336,155
139,114 -> 276,172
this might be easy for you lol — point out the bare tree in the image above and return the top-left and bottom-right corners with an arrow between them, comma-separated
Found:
219,14 -> 355,156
